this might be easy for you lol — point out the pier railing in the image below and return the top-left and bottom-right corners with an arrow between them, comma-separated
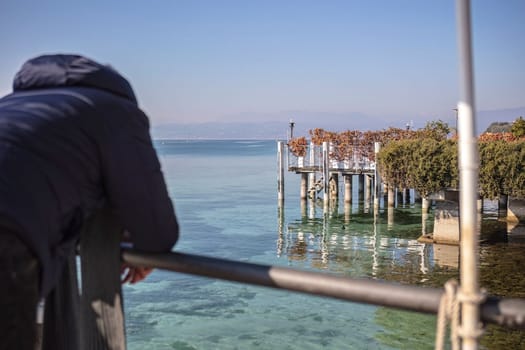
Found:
287,142 -> 376,174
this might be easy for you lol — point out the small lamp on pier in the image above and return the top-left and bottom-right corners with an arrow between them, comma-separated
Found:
289,119 -> 295,140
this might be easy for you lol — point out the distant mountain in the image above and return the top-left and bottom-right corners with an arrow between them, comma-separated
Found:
150,111 -> 380,140
151,121 -> 289,140
150,107 -> 525,139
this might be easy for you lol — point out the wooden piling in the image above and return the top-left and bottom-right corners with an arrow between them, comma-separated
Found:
387,207 -> 394,230
322,142 -> 329,208
330,173 -> 339,201
364,175 -> 371,204
422,197 -> 430,213
498,194 -> 508,217
344,175 -> 352,204
387,185 -> 395,208
358,174 -> 364,197
300,173 -> 308,201
277,141 -> 285,206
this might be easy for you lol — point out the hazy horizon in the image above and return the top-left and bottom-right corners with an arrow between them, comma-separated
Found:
150,105 -> 525,139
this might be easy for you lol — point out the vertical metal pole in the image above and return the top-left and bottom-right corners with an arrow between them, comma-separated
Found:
308,141 -> 316,187
456,0 -> 482,349
374,142 -> 381,208
277,141 -> 285,206
322,142 -> 329,210
308,141 -> 316,206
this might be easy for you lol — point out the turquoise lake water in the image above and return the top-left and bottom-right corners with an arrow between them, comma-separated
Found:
123,139 -> 525,350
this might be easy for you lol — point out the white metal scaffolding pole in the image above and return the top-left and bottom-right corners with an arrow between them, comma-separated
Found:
456,0 -> 483,349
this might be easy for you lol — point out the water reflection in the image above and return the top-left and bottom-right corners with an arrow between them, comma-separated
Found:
277,199 -> 525,349
433,244 -> 459,269
281,202 -> 439,280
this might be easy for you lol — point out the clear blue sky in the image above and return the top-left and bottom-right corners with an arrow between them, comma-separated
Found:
1,0 -> 523,129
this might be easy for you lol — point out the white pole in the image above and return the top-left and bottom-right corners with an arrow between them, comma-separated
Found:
277,141 -> 285,205
374,142 -> 381,208
309,141 -> 316,188
322,142 -> 329,209
456,1 -> 482,349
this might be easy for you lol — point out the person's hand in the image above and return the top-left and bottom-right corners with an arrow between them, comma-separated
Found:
120,263 -> 153,284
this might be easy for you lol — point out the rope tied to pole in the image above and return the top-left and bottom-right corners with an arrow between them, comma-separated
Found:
435,279 -> 460,350
456,287 -> 487,341
435,279 -> 487,350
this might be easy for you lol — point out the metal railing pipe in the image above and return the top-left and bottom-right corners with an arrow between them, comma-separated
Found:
122,249 -> 525,329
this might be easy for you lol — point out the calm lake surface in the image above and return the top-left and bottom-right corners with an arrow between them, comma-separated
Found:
124,139 -> 525,350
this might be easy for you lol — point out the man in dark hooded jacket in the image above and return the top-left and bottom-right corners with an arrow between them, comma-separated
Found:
0,54 -> 179,349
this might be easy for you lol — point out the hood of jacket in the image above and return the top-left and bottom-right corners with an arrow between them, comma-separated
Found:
12,54 -> 137,104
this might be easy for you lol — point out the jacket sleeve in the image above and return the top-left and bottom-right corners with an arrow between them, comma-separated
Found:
101,106 -> 179,252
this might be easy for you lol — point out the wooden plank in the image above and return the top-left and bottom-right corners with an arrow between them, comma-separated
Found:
41,254 -> 81,350
42,208 -> 126,349
79,208 -> 126,350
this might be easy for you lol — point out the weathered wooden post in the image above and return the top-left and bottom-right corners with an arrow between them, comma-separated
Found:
364,174 -> 371,204
387,207 -> 394,230
299,173 -> 307,218
421,211 -> 429,236
498,194 -> 508,217
344,175 -> 352,204
344,201 -> 351,223
300,173 -> 308,201
79,209 -> 126,350
330,173 -> 339,202
402,188 -> 409,206
387,184 -> 395,208
41,208 -> 125,350
358,174 -> 364,201
300,198 -> 307,218
308,198 -> 316,219
277,141 -> 285,206
421,197 -> 430,213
